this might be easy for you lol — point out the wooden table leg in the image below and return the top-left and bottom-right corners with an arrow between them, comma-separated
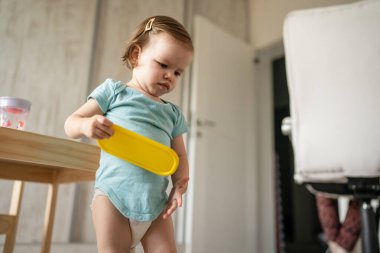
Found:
3,181 -> 24,253
40,183 -> 58,253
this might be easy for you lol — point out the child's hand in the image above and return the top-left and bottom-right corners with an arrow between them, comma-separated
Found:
81,115 -> 114,139
163,177 -> 189,219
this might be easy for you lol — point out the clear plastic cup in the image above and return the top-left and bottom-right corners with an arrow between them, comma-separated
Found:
0,97 -> 32,130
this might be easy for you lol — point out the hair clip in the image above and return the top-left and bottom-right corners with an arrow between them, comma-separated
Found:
145,18 -> 155,32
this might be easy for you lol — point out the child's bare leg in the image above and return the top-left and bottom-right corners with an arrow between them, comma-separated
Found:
141,214 -> 176,253
92,195 -> 132,253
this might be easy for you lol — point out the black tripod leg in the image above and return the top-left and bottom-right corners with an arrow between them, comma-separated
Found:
360,200 -> 380,253
375,200 -> 380,232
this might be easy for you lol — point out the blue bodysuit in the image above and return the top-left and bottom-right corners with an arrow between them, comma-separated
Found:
89,78 -> 188,221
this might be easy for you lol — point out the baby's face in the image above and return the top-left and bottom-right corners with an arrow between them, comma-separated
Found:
132,33 -> 193,98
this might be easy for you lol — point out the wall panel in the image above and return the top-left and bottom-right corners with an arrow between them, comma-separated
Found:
0,0 -> 97,243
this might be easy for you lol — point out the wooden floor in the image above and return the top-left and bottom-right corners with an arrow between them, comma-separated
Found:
0,243 -> 187,253
0,243 -> 97,253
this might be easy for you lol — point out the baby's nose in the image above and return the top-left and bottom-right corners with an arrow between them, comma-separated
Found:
164,71 -> 173,80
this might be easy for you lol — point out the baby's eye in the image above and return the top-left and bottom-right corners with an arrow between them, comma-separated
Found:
175,71 -> 182,77
158,62 -> 168,68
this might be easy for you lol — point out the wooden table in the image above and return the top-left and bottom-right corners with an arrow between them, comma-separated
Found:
0,127 -> 100,253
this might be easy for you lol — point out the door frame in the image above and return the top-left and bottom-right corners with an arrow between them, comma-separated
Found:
254,40 -> 284,253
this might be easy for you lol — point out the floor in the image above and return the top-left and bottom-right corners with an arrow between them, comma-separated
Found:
1,243 -> 187,253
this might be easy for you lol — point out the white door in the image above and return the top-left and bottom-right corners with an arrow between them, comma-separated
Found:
186,16 -> 258,253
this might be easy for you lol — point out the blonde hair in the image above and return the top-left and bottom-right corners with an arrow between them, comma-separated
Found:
122,16 -> 193,69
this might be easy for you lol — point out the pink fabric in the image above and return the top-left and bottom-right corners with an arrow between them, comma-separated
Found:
316,195 -> 361,251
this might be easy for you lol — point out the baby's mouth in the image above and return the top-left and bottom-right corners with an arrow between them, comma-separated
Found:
157,82 -> 170,90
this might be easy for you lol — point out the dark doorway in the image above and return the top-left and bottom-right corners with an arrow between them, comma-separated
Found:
272,56 -> 325,253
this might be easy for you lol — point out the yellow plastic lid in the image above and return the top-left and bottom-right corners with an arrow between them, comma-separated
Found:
97,124 -> 179,176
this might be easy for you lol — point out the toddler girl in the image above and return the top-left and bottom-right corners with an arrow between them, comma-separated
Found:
64,15 -> 193,253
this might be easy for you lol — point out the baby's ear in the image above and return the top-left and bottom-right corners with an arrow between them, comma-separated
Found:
130,46 -> 141,68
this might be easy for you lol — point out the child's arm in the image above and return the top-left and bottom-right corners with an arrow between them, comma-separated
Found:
64,99 -> 113,139
163,135 -> 189,219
